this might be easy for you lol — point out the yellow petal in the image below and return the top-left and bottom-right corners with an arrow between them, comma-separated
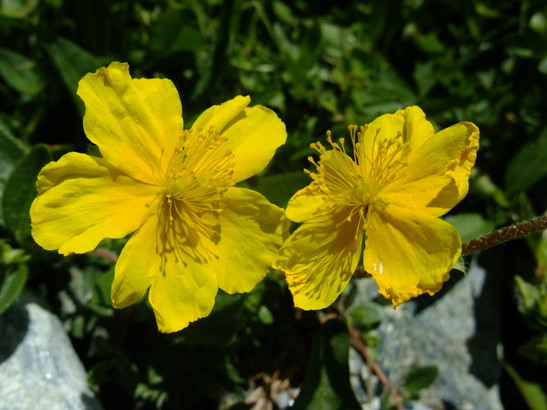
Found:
192,95 -> 287,183
191,95 -> 251,132
77,62 -> 183,184
384,121 -> 479,215
274,208 -> 364,310
397,106 -> 435,150
285,182 -> 326,222
363,202 -> 461,306
30,152 -> 160,255
113,210 -> 218,333
205,187 -> 288,294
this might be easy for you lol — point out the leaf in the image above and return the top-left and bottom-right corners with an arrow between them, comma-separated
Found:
0,0 -> 38,18
48,37 -> 100,115
505,128 -> 547,193
148,11 -> 202,55
2,144 -> 51,240
519,336 -> 547,365
403,365 -> 439,394
444,212 -> 495,243
0,48 -> 44,95
505,363 -> 547,410
0,126 -> 26,225
294,319 -> 361,410
254,171 -> 310,208
347,301 -> 385,328
0,263 -> 28,314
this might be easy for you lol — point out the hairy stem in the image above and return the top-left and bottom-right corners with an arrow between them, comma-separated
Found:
462,215 -> 547,256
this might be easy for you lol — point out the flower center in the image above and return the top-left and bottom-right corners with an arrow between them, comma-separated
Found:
158,126 -> 235,265
307,124 -> 408,225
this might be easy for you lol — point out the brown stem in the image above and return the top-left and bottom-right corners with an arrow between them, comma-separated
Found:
462,215 -> 547,256
348,326 -> 404,410
92,247 -> 119,263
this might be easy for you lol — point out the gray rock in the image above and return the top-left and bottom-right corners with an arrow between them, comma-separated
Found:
0,293 -> 102,410
350,258 -> 503,409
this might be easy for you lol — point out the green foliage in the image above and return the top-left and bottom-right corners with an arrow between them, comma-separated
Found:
293,319 -> 361,410
0,0 -> 546,408
0,241 -> 28,314
402,365 -> 439,396
2,144 -> 51,240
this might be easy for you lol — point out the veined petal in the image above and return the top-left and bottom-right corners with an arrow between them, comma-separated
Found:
384,121 -> 479,215
191,95 -> 251,132
363,202 -> 461,307
192,95 -> 287,183
30,152 -> 161,255
113,210 -> 219,333
205,187 -> 288,294
397,106 -> 435,150
285,182 -> 327,222
77,62 -> 183,184
274,208 -> 364,310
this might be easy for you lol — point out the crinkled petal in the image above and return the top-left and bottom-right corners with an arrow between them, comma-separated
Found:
30,152 -> 160,255
384,121 -> 479,215
398,106 -> 435,150
113,211 -> 218,333
363,202 -> 461,307
285,182 -> 326,222
204,187 -> 288,294
77,62 -> 183,184
191,95 -> 251,132
274,208 -> 364,310
191,95 -> 287,183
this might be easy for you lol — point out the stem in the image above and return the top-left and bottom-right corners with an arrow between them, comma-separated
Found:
462,215 -> 547,256
348,326 -> 404,410
92,247 -> 119,263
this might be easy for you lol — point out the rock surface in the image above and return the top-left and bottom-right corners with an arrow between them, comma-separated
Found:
350,258 -> 504,409
0,293 -> 102,410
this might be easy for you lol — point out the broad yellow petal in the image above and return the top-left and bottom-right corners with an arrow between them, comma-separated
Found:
285,182 -> 326,222
384,121 -> 479,215
204,187 -> 288,294
363,202 -> 461,306
113,210 -> 218,333
77,62 -> 183,184
191,95 -> 287,183
30,152 -> 160,255
274,208 -> 364,310
191,95 -> 251,132
397,106 -> 435,150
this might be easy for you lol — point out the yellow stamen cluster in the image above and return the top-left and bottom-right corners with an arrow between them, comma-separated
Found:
158,126 -> 236,267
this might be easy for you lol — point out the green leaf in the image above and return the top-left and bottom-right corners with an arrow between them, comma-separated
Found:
347,301 -> 384,328
254,171 -> 310,208
0,0 -> 38,18
453,257 -> 466,273
444,212 -> 495,243
294,319 -> 361,410
515,276 -> 547,331
505,363 -> 547,410
2,144 -> 51,240
0,48 -> 44,95
0,262 -> 28,314
505,128 -> 547,193
403,365 -> 439,394
519,336 -> 547,365
148,11 -> 202,55
48,37 -> 99,115
0,126 -> 26,225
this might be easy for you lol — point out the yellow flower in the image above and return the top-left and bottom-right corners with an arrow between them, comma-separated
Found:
274,107 -> 479,310
30,62 -> 288,332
